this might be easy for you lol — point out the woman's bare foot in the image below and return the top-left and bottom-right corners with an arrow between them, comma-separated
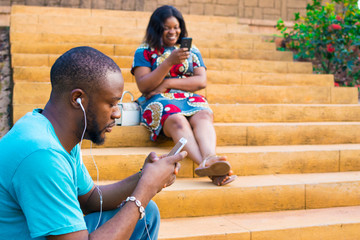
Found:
209,171 -> 237,186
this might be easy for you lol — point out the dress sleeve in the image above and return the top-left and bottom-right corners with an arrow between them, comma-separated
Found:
12,149 -> 89,238
131,45 -> 153,74
191,45 -> 206,69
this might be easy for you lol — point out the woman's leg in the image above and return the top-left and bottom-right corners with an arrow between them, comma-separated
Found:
163,111 -> 226,167
163,114 -> 203,165
188,110 -> 216,159
189,111 -> 235,185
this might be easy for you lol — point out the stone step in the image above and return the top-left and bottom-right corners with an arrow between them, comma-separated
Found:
158,206 -> 360,239
11,65 -> 334,86
99,171 -> 360,218
81,144 -> 360,180
11,5 -> 240,24
9,23 -> 255,42
11,66 -> 333,86
13,82 -> 357,105
13,103 -> 360,124
12,60 -> 313,82
10,32 -> 273,50
11,46 -> 292,62
71,122 -> 360,148
206,71 -> 333,86
10,13 -> 249,33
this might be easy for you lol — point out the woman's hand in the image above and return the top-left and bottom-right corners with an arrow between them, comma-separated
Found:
144,81 -> 169,99
165,48 -> 190,66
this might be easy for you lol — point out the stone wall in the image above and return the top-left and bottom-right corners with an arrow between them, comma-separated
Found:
0,0 -> 311,21
0,27 -> 11,138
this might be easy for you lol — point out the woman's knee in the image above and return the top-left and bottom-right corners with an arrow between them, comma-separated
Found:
163,114 -> 190,136
190,110 -> 213,124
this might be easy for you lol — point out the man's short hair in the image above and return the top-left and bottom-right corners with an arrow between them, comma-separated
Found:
50,46 -> 121,95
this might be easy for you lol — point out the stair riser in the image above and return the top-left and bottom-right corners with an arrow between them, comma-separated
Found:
153,180 -> 360,218
234,224 -> 359,240
13,56 -> 306,73
13,82 -> 357,105
12,61 -> 311,79
159,206 -> 360,240
207,85 -> 358,104
11,6 -> 239,24
13,104 -> 360,124
10,24 -> 256,41
10,32 -> 274,50
82,148 -> 360,180
13,67 -> 332,87
76,124 -> 360,148
10,15 -> 249,33
11,48 -> 292,62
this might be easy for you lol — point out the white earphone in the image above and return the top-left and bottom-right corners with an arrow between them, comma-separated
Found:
76,96 -> 103,230
77,97 -> 87,146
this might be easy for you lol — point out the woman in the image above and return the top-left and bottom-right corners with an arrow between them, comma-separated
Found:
131,5 -> 236,186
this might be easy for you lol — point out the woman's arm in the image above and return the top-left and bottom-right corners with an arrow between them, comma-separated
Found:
134,48 -> 190,94
163,67 -> 207,92
144,67 -> 207,99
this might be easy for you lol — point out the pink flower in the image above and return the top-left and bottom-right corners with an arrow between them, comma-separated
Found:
327,44 -> 335,53
331,23 -> 342,30
336,15 -> 342,21
334,82 -> 340,87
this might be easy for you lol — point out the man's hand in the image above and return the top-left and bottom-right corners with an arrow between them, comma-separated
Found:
140,151 -> 186,195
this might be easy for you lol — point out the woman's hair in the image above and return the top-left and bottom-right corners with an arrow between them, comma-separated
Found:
145,5 -> 188,50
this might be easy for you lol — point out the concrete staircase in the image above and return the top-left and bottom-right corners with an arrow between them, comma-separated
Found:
9,5 -> 360,239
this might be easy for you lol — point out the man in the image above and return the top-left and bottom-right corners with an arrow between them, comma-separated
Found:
0,46 -> 185,239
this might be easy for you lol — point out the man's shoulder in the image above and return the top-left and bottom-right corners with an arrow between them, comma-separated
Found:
0,110 -> 64,163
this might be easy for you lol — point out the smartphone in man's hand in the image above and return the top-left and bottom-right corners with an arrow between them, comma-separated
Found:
168,137 -> 187,156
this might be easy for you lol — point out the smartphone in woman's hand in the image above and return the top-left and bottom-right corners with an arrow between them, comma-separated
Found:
180,37 -> 192,50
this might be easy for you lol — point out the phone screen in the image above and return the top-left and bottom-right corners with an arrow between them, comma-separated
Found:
180,37 -> 192,49
168,138 -> 187,156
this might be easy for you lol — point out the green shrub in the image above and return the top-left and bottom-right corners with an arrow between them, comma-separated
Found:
276,0 -> 360,87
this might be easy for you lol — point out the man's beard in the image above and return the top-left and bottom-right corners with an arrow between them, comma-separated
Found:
87,107 -> 105,145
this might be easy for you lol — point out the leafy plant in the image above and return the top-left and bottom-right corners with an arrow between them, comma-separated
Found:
276,0 -> 360,87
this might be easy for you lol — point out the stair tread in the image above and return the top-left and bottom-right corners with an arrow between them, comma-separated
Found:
82,143 -> 360,156
158,206 -> 360,239
99,171 -> 360,188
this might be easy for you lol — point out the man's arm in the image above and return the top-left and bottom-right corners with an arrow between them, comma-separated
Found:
48,151 -> 186,240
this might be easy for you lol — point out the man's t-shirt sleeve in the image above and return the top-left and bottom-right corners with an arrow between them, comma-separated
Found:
12,149 -> 90,238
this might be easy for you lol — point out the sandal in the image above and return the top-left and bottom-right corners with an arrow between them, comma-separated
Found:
194,155 -> 231,177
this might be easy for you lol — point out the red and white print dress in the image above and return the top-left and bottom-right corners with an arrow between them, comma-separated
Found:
131,43 -> 212,141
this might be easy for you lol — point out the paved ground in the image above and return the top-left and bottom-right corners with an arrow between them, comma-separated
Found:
0,27 -> 11,138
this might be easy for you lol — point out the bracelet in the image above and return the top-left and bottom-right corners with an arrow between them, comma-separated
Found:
138,168 -> 142,179
125,196 -> 145,220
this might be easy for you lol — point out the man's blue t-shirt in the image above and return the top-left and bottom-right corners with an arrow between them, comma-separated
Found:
0,109 -> 94,239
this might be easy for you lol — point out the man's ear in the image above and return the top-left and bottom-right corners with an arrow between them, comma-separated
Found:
70,89 -> 86,108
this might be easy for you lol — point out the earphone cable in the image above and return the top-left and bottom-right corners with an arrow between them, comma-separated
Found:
78,101 -> 103,231
78,102 -> 87,149
90,141 -> 103,230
